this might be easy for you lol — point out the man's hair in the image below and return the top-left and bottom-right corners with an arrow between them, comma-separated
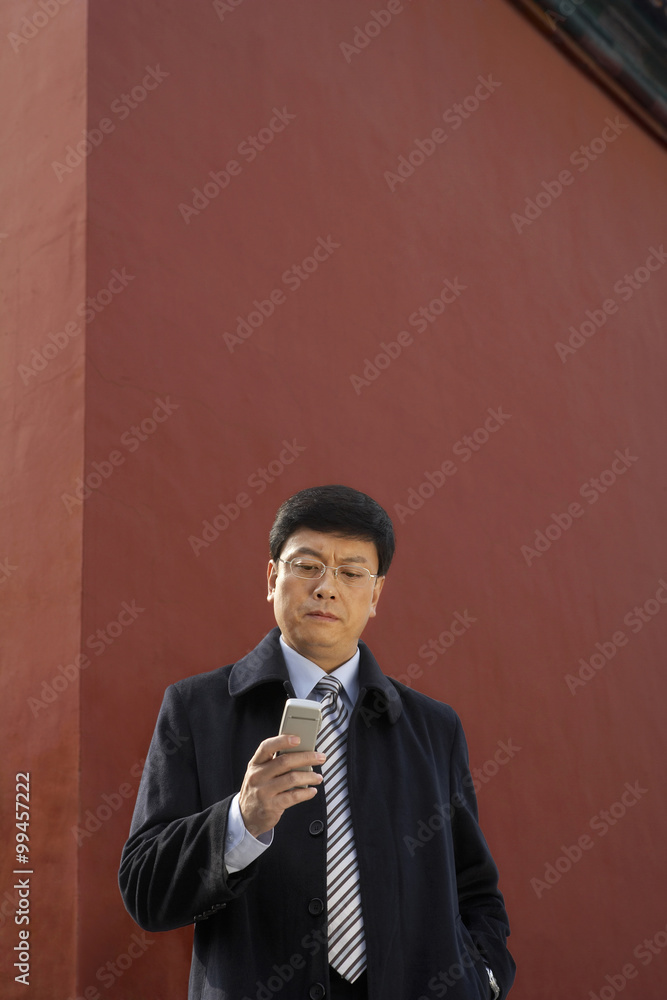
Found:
269,485 -> 395,576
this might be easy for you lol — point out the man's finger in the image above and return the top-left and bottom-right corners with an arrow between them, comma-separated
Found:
274,766 -> 323,790
276,784 -> 320,808
269,750 -> 326,777
250,734 -> 303,765
250,736 -> 326,769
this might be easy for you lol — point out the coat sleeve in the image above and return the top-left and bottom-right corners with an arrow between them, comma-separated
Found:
118,683 -> 259,932
449,716 -> 516,997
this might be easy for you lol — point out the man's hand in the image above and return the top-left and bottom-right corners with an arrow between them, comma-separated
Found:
239,735 -> 326,838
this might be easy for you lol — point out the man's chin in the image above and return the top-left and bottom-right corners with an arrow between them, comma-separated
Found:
298,629 -> 338,650
285,626 -> 338,654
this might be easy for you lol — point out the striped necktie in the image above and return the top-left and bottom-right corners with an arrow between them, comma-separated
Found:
315,676 -> 366,982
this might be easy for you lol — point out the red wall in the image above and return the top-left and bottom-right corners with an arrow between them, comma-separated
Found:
0,0 -> 87,996
3,1 -> 667,997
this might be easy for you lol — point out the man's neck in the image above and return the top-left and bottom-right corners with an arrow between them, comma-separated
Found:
279,635 -> 358,673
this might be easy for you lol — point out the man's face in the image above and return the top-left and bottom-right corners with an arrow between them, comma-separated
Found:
267,528 -> 385,672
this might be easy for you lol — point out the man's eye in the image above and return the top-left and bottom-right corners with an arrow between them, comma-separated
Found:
295,561 -> 319,573
341,568 -> 365,580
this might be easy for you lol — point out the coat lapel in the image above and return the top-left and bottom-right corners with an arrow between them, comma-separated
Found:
228,627 -> 402,724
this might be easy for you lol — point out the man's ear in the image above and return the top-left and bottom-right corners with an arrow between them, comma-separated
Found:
267,560 -> 277,602
368,575 -> 385,617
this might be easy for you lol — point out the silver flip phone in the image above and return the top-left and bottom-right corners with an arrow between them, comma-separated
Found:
277,698 -> 322,771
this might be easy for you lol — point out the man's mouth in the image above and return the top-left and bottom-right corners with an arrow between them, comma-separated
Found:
306,611 -> 338,621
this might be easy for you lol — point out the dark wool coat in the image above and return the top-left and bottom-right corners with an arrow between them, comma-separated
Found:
119,628 -> 515,1000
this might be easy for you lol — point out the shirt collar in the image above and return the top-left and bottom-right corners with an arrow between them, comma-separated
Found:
279,635 -> 360,709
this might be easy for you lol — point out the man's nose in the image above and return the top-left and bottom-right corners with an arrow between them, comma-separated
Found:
314,567 -> 339,596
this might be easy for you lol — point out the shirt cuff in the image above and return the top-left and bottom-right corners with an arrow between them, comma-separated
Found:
224,793 -> 273,874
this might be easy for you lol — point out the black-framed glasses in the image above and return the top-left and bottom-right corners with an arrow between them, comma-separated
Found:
278,557 -> 380,588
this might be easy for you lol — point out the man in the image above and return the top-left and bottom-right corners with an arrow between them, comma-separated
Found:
119,485 -> 515,1000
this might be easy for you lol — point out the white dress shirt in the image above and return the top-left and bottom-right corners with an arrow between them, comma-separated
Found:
224,636 -> 360,873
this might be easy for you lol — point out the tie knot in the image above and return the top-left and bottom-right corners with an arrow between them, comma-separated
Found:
315,676 -> 342,700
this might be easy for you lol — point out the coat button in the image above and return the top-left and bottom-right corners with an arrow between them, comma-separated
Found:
309,820 -> 324,836
308,897 -> 324,915
309,984 -> 325,1000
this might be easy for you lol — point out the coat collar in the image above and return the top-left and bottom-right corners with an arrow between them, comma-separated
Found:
228,627 -> 402,724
